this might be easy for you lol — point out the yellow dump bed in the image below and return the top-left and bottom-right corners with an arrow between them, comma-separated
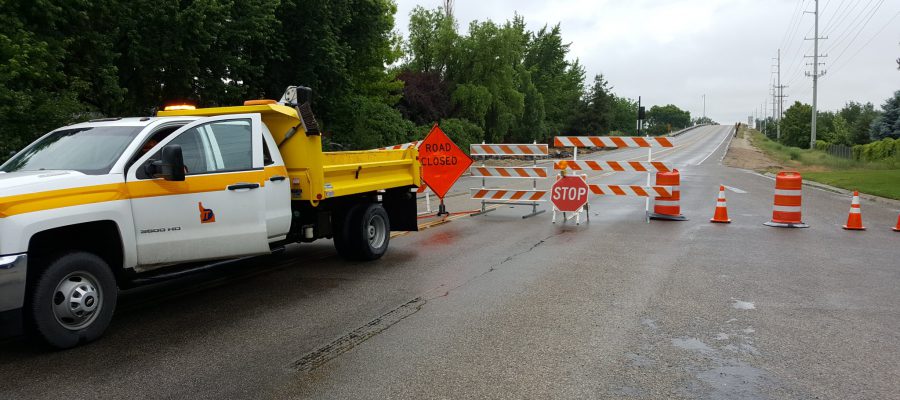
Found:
158,103 -> 421,205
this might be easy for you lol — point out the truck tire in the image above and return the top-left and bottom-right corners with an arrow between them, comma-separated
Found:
333,204 -> 362,259
25,252 -> 117,349
335,203 -> 390,261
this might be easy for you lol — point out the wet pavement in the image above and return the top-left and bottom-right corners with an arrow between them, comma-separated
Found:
1,126 -> 898,399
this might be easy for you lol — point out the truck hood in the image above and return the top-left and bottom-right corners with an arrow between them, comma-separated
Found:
0,170 -> 128,218
0,170 -> 110,197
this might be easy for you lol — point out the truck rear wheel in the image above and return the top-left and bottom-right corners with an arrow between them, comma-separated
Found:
26,252 -> 117,349
334,203 -> 390,261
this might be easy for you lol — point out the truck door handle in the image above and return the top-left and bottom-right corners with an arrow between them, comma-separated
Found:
227,183 -> 260,191
269,175 -> 286,182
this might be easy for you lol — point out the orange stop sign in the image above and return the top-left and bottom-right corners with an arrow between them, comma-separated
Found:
419,125 -> 472,198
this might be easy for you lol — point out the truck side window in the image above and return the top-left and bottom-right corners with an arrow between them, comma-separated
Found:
148,119 -> 253,176
262,139 -> 274,166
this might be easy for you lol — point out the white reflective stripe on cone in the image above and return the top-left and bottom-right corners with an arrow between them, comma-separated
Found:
716,200 -> 727,205
849,208 -> 861,214
773,205 -> 802,212
774,189 -> 802,196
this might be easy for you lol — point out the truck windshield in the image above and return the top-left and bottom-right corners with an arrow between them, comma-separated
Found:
1,126 -> 143,175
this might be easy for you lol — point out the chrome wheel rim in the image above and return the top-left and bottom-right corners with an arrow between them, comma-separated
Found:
52,271 -> 102,330
367,214 -> 387,249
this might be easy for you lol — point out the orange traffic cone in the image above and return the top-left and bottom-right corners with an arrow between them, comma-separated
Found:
842,191 -> 866,230
710,185 -> 731,223
892,213 -> 900,232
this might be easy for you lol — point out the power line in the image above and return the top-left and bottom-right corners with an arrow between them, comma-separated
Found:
823,0 -> 878,52
826,0 -> 886,66
829,9 -> 900,76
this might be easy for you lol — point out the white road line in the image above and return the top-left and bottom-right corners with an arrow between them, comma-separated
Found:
698,126 -> 732,165
718,127 -> 736,163
724,185 -> 747,194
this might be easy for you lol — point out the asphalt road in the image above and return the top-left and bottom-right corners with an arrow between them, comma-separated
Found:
2,125 -> 898,399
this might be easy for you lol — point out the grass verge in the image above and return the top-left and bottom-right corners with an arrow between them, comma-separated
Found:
803,170 -> 900,200
744,130 -> 900,200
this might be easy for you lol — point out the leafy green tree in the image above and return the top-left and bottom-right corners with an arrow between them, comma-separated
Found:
646,104 -> 690,135
780,101 -> 812,148
830,115 -> 852,146
870,90 -> 900,140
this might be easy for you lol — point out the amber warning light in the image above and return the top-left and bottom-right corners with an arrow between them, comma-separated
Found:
163,104 -> 196,111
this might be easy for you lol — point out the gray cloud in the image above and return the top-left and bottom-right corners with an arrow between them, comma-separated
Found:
394,0 -> 900,124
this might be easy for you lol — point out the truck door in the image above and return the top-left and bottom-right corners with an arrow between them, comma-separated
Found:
126,114 -> 270,266
261,125 -> 292,241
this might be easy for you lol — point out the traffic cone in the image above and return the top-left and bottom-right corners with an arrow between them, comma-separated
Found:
892,213 -> 899,232
710,185 -> 731,223
842,191 -> 866,230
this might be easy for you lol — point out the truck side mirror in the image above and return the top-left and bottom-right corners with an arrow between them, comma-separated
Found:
146,144 -> 185,181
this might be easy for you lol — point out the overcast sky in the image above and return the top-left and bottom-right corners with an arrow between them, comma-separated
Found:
393,0 -> 900,124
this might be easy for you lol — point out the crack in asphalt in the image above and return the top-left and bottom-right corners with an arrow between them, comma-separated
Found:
290,297 -> 426,372
289,232 -> 563,374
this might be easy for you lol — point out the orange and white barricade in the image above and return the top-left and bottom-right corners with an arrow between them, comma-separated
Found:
470,142 -> 549,219
555,160 -> 673,173
589,184 -> 672,197
764,171 -> 808,228
375,141 -> 421,151
553,134 -> 681,223
554,136 -> 674,148
649,170 -> 687,221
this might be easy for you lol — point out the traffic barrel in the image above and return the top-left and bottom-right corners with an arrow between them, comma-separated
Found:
842,191 -> 866,230
764,171 -> 808,228
649,169 -> 687,221
710,185 -> 731,223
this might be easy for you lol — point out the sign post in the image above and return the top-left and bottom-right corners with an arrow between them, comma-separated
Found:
551,175 -> 590,225
419,124 -> 472,216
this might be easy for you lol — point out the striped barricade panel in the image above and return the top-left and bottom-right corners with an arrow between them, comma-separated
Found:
554,160 -> 673,172
470,166 -> 548,178
470,189 -> 548,202
376,141 -> 420,151
588,184 -> 672,198
553,136 -> 674,148
470,144 -> 549,156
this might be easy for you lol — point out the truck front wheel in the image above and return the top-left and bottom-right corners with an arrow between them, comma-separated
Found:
26,252 -> 117,349
334,203 -> 390,261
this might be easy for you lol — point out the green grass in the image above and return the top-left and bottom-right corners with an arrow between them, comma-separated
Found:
748,131 -> 897,170
803,170 -> 900,200
741,130 -> 900,199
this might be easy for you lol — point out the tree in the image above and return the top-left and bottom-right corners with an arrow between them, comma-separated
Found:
830,115 -> 852,146
396,70 -> 451,125
870,90 -> 900,140
646,104 -> 690,135
780,101 -> 812,148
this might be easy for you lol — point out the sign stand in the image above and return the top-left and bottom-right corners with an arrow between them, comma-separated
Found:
551,172 -> 590,225
437,199 -> 448,217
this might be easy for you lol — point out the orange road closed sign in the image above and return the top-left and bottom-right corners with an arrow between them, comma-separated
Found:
419,124 -> 472,198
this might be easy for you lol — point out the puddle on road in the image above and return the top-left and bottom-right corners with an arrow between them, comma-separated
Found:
671,337 -> 714,353
696,363 -> 769,400
732,299 -> 756,310
640,318 -> 658,330
715,333 -> 729,341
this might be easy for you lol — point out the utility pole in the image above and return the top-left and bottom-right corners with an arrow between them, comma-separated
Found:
774,48 -> 788,141
443,0 -> 454,19
804,0 -> 827,149
702,94 -> 706,120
